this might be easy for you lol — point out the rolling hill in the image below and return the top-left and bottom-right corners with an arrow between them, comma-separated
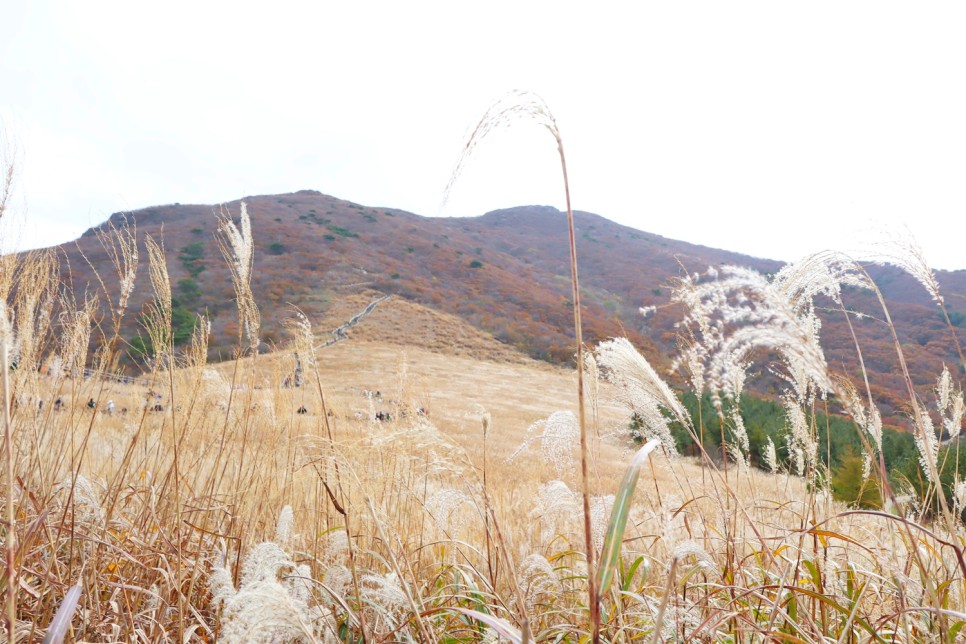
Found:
49,189 -> 966,428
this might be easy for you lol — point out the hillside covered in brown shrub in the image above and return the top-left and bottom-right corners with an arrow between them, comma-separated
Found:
53,189 -> 966,427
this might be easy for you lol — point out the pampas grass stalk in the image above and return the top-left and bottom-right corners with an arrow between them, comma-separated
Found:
446,89 -> 597,642
143,233 -> 187,640
863,267 -> 955,529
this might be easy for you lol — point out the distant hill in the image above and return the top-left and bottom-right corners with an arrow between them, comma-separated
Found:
52,190 -> 966,428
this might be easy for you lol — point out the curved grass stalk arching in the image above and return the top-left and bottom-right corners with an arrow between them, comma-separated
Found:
445,89 -> 599,642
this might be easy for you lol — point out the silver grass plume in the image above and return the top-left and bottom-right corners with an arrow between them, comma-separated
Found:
425,487 -> 473,541
727,405 -> 750,470
938,364 -> 953,411
275,505 -> 294,548
288,309 -> 318,373
955,480 -> 966,515
0,128 -> 19,226
763,437 -> 779,474
784,396 -> 817,478
58,297 -> 96,378
518,554 -> 559,615
56,474 -> 104,526
671,540 -> 714,569
186,313 -> 210,368
595,337 -> 685,456
360,571 -> 408,614
583,350 -> 601,426
506,410 -> 580,478
913,403 -> 939,479
857,226 -> 943,305
142,234 -> 172,370
590,494 -> 615,554
936,365 -> 963,442
210,507 -> 326,643
218,202 -> 260,354
838,378 -> 883,453
672,264 -> 833,411
221,202 -> 253,285
837,378 -> 882,480
94,216 -> 138,320
10,251 -> 57,374
725,360 -> 750,468
772,251 -> 872,313
443,90 -> 561,210
529,480 -> 580,544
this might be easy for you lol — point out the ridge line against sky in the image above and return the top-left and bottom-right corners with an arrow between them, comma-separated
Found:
2,1 -> 965,270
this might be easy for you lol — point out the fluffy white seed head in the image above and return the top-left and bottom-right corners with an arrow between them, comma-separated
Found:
361,572 -> 408,613
729,405 -> 750,469
57,474 -> 104,526
671,540 -> 714,568
519,553 -> 558,614
529,480 -> 580,544
275,506 -> 294,547
595,338 -> 685,456
955,480 -> 966,512
590,494 -> 615,554
763,437 -> 779,474
506,411 -> 580,478
784,397 -> 816,479
914,403 -> 939,478
425,488 -> 473,539
838,379 -> 883,453
936,365 -> 964,441
672,264 -> 833,411
857,226 -> 944,305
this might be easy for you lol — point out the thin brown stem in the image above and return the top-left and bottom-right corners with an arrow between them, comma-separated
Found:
3,342 -> 15,641
554,132 -> 598,643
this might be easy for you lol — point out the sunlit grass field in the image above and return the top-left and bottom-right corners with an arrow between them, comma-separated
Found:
3,93 -> 966,642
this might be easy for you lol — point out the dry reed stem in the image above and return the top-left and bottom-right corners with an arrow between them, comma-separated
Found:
2,306 -> 15,642
447,88 -> 596,642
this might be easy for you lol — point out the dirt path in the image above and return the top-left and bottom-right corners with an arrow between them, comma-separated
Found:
318,294 -> 392,348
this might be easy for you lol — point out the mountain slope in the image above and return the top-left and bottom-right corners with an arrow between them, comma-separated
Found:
55,190 -> 966,427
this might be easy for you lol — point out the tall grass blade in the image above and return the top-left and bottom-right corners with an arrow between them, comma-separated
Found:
596,438 -> 660,595
41,582 -> 82,644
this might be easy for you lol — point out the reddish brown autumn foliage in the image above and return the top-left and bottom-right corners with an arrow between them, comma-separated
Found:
49,190 -> 966,428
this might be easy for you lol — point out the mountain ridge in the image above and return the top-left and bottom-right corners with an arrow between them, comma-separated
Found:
50,189 -> 966,429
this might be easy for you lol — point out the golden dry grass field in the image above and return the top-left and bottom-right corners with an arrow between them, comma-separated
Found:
3,207 -> 965,643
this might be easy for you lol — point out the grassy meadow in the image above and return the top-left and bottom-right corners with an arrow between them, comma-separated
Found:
5,219 -> 964,644
3,95 -> 966,643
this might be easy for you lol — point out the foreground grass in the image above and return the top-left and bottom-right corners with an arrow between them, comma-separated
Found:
2,101 -> 965,640
2,238 -> 964,642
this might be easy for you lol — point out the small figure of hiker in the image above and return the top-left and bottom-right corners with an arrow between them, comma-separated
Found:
106,400 -> 115,416
86,398 -> 96,410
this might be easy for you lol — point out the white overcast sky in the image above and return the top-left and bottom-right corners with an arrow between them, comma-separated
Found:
2,1 -> 966,270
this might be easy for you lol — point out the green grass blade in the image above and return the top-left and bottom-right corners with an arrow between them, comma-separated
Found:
596,438 -> 660,595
